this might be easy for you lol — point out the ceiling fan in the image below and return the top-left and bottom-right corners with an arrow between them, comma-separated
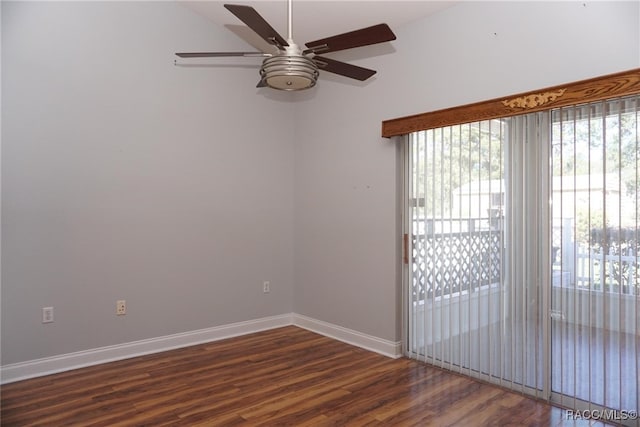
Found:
175,0 -> 397,91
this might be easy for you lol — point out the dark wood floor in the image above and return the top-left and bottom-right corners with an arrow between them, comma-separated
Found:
1,326 -> 609,426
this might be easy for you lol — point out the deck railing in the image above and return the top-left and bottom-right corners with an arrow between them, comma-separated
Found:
553,219 -> 639,296
412,227 -> 503,301
412,218 -> 639,302
572,248 -> 639,295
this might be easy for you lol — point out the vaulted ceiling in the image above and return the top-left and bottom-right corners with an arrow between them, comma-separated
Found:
179,1 -> 455,53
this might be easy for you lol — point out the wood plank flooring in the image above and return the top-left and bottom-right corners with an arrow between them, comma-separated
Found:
0,326 -> 606,426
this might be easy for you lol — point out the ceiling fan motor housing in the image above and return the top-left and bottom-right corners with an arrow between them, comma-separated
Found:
260,44 -> 319,91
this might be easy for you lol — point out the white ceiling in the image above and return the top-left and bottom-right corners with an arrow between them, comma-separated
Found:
179,1 -> 455,53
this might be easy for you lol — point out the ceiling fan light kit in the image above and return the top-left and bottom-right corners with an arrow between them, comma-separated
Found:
260,45 -> 319,90
176,0 -> 396,91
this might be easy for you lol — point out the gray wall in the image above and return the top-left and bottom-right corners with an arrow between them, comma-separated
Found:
292,1 -> 640,343
1,1 -> 295,364
2,1 -> 639,365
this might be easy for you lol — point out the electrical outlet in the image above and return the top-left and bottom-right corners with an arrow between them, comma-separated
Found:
116,300 -> 126,316
42,307 -> 54,323
263,281 -> 270,293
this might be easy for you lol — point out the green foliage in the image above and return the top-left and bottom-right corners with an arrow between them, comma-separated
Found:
553,107 -> 639,230
575,209 -> 603,245
413,120 -> 505,218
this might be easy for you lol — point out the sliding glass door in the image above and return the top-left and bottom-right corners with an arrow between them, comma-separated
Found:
404,112 -> 549,397
550,97 -> 640,419
404,121 -> 508,382
404,95 -> 639,425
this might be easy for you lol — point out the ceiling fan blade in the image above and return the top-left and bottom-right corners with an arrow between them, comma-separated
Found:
175,52 -> 271,58
305,23 -> 396,54
256,79 -> 267,88
224,4 -> 289,48
313,56 -> 376,81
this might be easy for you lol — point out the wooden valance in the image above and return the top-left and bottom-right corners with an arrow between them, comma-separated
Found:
382,68 -> 640,138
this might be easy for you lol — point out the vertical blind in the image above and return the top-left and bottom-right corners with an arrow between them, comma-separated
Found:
551,97 -> 640,418
405,95 -> 639,424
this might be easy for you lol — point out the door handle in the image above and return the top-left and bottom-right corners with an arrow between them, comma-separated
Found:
403,233 -> 409,265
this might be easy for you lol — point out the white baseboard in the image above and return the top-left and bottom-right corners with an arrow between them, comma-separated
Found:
0,314 -> 293,384
1,312 -> 402,384
292,314 -> 402,359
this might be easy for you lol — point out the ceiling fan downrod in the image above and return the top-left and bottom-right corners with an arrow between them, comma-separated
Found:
259,0 -> 319,91
287,0 -> 292,42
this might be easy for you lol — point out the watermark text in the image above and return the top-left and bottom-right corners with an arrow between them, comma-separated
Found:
566,409 -> 638,422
